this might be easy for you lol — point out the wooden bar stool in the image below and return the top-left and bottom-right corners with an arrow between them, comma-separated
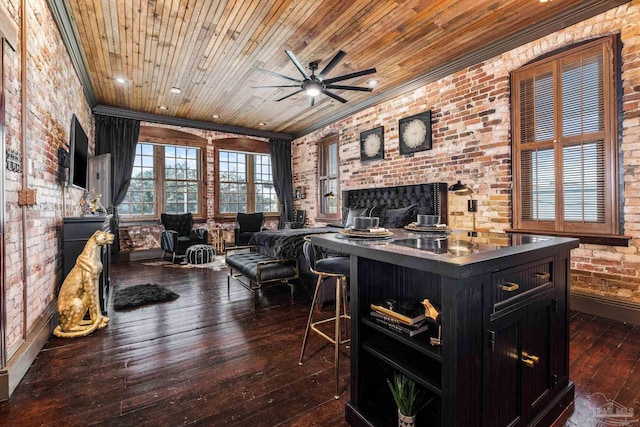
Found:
299,239 -> 350,399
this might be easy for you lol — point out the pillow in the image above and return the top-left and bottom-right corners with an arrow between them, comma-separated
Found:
384,204 -> 418,228
367,205 -> 388,223
342,207 -> 367,227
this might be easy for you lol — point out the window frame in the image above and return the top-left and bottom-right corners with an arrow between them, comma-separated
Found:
511,35 -> 620,238
316,134 -> 340,221
213,138 -> 278,218
119,139 -> 206,221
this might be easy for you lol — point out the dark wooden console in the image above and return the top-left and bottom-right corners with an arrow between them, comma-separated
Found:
311,230 -> 579,426
62,216 -> 112,313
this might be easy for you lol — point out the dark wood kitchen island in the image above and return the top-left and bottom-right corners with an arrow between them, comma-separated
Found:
310,230 -> 579,427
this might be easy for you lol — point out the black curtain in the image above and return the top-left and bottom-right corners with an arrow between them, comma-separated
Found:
95,114 -> 140,252
269,139 -> 294,229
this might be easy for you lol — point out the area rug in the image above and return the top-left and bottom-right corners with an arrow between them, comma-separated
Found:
141,255 -> 227,271
113,283 -> 179,310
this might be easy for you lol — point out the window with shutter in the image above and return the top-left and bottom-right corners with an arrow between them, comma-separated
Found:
512,35 -> 619,236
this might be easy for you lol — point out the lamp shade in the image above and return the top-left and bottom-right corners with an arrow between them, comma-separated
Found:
448,180 -> 473,196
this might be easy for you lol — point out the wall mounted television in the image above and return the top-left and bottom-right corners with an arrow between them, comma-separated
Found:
68,114 -> 89,190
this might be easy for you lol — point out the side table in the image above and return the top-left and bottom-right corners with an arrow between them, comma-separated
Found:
211,227 -> 225,254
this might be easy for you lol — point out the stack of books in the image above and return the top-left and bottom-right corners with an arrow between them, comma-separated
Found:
370,300 -> 428,338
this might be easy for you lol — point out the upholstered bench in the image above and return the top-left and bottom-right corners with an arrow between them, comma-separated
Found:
225,246 -> 299,307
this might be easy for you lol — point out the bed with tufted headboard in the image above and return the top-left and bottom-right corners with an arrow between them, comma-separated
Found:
341,182 -> 448,228
247,182 -> 448,303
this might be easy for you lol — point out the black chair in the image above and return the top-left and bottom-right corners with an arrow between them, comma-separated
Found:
234,212 -> 265,246
287,209 -> 306,229
299,239 -> 350,399
160,213 -> 209,263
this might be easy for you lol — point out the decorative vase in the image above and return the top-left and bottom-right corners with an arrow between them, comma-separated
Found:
398,409 -> 416,427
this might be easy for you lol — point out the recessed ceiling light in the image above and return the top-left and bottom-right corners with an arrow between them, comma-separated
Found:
212,114 -> 220,119
170,87 -> 181,94
368,79 -> 378,87
158,105 -> 168,110
115,78 -> 126,84
258,122 -> 267,126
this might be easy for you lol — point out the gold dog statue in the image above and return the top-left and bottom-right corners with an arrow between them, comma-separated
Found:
53,230 -> 114,338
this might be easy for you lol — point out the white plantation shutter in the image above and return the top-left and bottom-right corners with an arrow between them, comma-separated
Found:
512,36 -> 617,235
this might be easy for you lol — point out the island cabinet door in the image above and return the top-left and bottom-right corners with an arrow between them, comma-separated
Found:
521,291 -> 557,420
483,307 -> 527,427
483,288 -> 557,427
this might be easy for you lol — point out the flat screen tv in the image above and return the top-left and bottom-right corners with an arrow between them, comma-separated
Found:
68,114 -> 89,190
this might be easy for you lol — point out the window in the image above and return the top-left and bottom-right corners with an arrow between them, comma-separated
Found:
120,142 -> 203,217
512,36 -> 618,236
218,150 -> 277,214
318,135 -> 339,219
121,143 -> 155,216
254,154 -> 278,212
164,145 -> 200,214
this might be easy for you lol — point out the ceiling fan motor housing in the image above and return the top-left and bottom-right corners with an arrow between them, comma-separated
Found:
252,49 -> 376,104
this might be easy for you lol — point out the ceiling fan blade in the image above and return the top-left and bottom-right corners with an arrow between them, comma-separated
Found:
323,68 -> 377,84
325,84 -> 373,92
251,84 -> 301,88
322,90 -> 348,104
318,50 -> 346,79
276,89 -> 304,102
251,66 -> 301,83
309,96 -> 315,107
285,50 -> 311,79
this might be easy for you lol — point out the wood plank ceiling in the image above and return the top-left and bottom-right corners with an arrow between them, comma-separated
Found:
64,0 -> 626,137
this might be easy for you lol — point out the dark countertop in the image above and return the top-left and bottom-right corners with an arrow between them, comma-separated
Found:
310,229 -> 579,279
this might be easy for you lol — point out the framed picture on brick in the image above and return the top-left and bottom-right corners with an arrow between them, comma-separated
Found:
399,111 -> 432,155
360,126 -> 384,162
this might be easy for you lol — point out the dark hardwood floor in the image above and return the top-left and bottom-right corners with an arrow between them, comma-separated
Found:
0,260 -> 638,426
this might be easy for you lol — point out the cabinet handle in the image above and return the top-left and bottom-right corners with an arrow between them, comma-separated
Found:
488,330 -> 496,352
522,352 -> 540,368
533,272 -> 550,280
499,282 -> 520,292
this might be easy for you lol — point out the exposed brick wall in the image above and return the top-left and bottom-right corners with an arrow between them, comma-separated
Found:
2,0 -> 93,354
120,122 -> 277,251
293,2 -> 640,305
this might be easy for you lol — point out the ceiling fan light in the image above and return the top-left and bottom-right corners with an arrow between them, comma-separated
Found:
305,81 -> 322,97
306,86 -> 321,97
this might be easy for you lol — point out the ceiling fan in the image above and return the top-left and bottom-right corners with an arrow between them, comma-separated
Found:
252,50 -> 377,106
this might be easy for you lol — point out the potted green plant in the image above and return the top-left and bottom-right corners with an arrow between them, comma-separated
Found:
387,373 -> 421,427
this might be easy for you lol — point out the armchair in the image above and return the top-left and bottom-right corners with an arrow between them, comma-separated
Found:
286,209 -> 306,229
160,213 -> 209,263
234,212 -> 265,246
